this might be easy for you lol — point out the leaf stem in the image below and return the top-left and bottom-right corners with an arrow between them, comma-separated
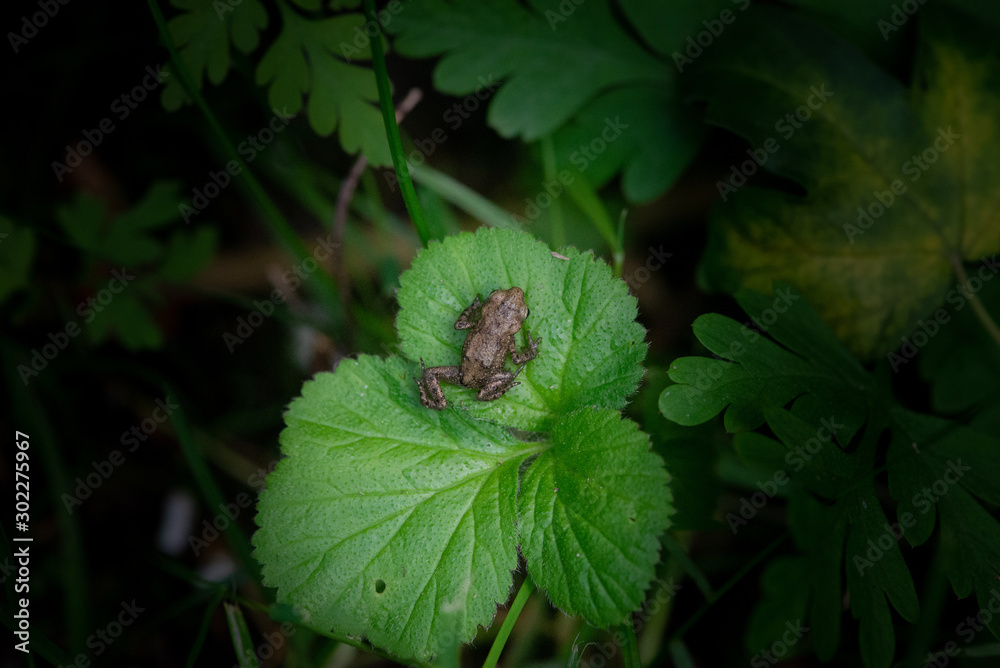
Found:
483,577 -> 535,668
146,0 -> 344,330
619,618 -> 641,668
614,209 -> 627,279
362,0 -> 431,246
949,254 -> 1000,348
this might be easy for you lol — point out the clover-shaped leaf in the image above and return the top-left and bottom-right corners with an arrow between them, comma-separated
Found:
255,228 -> 670,661
690,5 -> 1000,358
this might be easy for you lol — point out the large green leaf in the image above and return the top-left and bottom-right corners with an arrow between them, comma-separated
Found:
385,0 -> 709,202
256,229 -> 670,661
254,356 -> 530,662
396,227 -> 646,431
691,5 -> 1000,358
255,364 -> 671,660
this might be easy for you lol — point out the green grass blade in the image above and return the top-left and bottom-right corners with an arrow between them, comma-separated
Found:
186,588 -> 226,668
482,578 -> 535,668
410,163 -> 521,229
224,601 -> 257,668
169,386 -> 263,586
362,0 -> 431,246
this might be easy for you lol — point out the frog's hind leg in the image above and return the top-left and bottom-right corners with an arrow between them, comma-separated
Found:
475,368 -> 522,402
416,361 -> 461,410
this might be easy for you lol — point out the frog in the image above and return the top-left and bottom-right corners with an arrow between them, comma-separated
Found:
416,286 -> 541,410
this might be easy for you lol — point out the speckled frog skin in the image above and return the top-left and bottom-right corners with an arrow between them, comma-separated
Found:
416,287 -> 541,410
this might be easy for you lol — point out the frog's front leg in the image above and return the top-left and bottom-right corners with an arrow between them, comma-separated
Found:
416,360 -> 461,410
510,327 -> 541,365
475,365 -> 524,402
454,295 -> 484,330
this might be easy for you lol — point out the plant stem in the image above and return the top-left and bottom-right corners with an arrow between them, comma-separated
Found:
541,135 -> 565,248
614,209 -> 627,279
362,0 -> 431,247
620,618 -> 641,668
483,578 -> 535,668
146,0 -> 344,331
949,254 -> 1000,347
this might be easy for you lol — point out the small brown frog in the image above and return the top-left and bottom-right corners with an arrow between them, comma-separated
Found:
416,287 -> 541,410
